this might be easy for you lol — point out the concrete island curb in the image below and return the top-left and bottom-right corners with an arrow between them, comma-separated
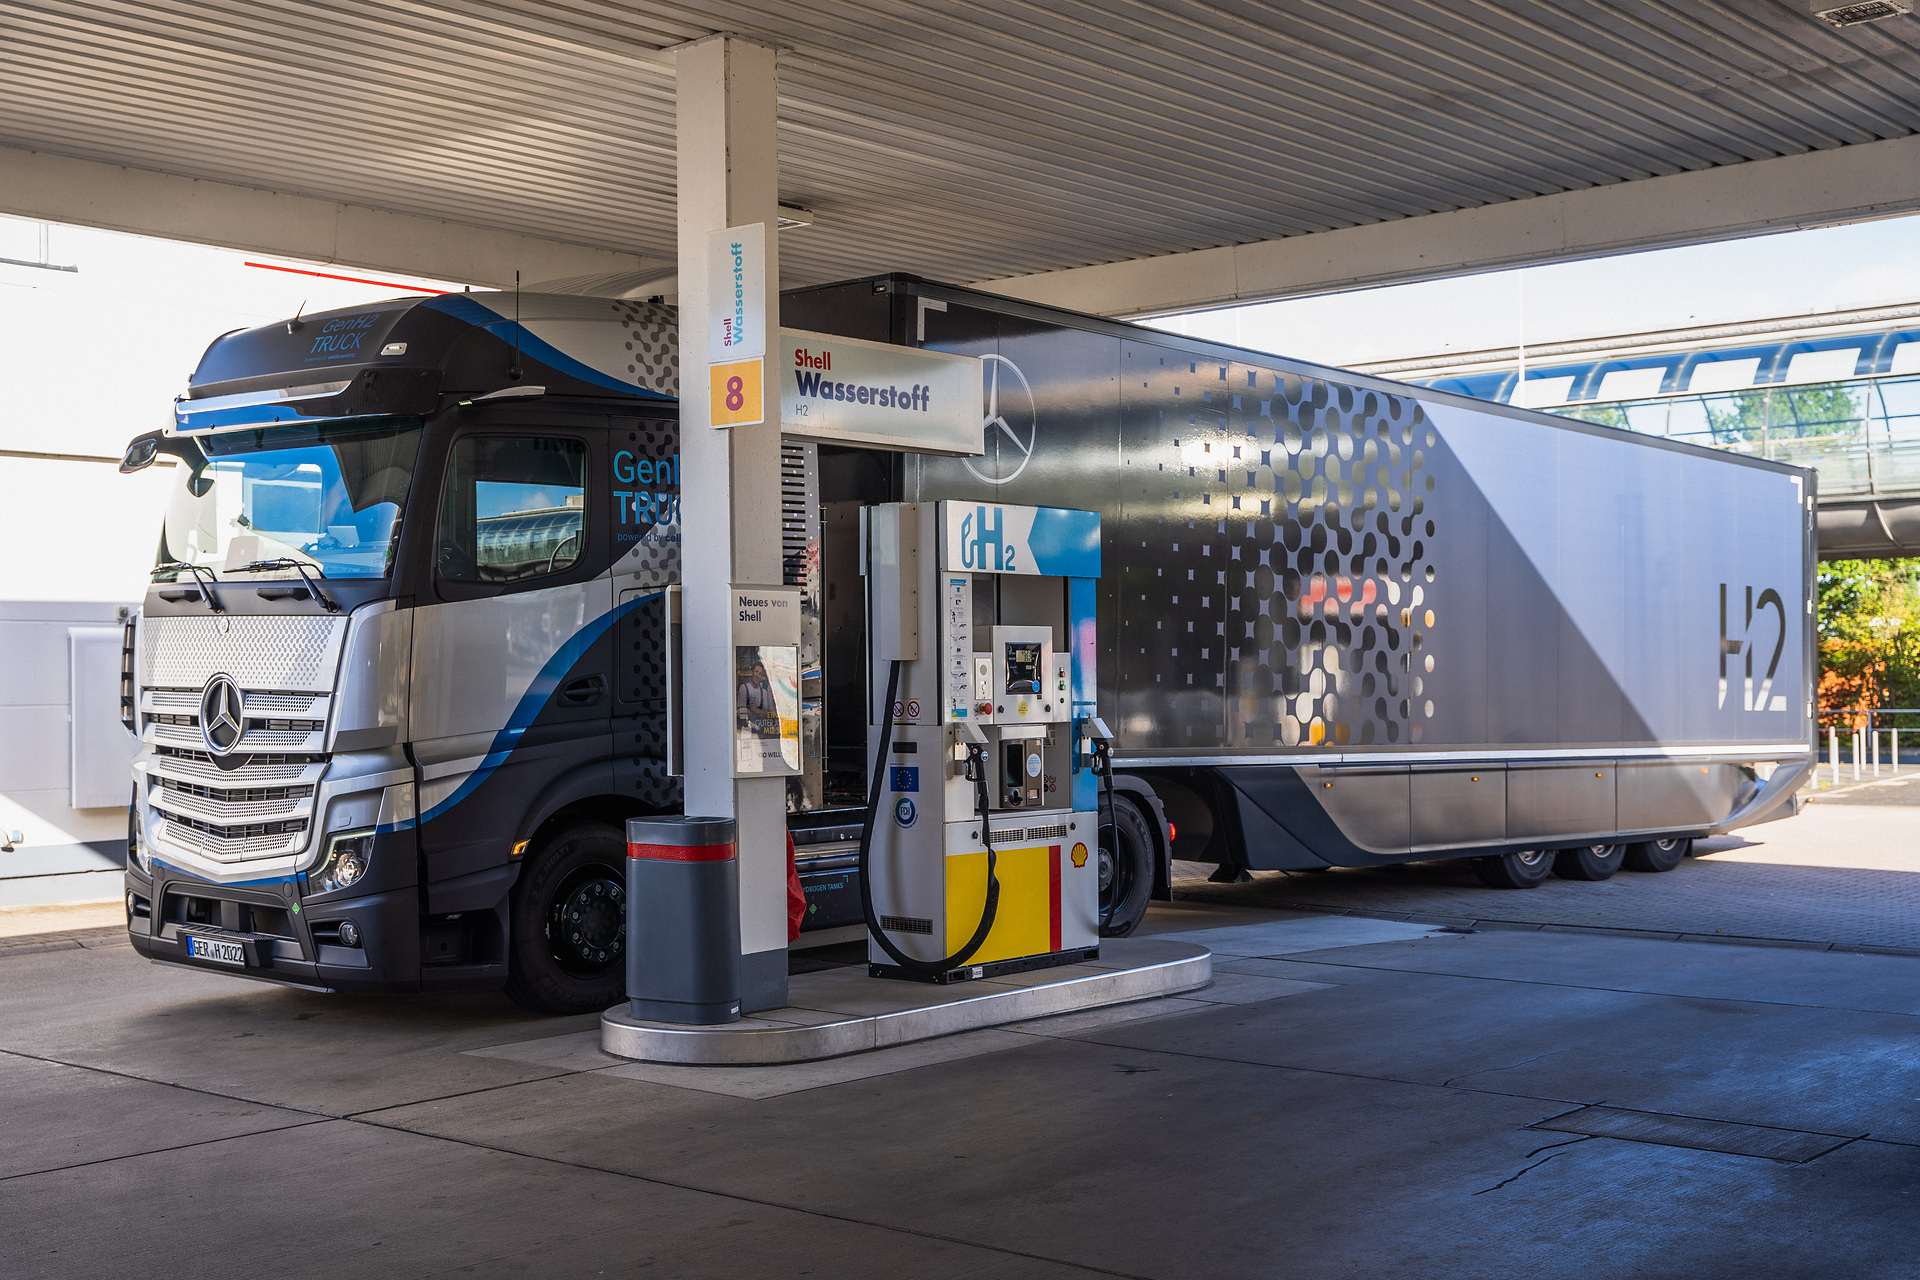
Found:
601,939 -> 1212,1066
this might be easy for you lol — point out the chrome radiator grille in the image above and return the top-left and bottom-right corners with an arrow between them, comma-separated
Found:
137,612 -> 344,867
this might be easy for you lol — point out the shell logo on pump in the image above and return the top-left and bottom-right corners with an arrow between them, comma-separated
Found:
1070,842 -> 1088,868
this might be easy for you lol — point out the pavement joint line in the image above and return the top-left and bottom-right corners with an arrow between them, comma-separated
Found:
0,1045 -> 339,1122
1176,889 -> 1920,958
1246,952 -> 1920,1021
1049,1026 -> 1596,1110
0,1117 -> 333,1185
336,1110 -> 1160,1280
328,1067 -> 609,1122
0,1038 -> 1153,1277
1528,1100 -> 1867,1143
1058,1027 -> 1920,1161
0,1042 -> 581,1128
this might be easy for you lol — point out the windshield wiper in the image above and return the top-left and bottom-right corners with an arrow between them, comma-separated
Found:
242,558 -> 341,613
151,561 -> 225,614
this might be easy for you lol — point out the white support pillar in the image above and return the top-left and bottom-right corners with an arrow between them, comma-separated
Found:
676,36 -> 789,1012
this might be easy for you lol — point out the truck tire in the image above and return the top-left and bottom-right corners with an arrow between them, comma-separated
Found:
1472,849 -> 1553,889
1624,837 -> 1690,873
1100,798 -> 1155,938
503,821 -> 628,1015
1553,843 -> 1625,882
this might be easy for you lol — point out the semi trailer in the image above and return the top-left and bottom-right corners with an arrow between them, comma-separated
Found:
117,277 -> 1815,1013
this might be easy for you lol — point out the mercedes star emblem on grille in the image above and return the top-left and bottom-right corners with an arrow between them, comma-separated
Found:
199,674 -> 244,755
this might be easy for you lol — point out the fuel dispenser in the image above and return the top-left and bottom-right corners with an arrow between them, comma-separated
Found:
856,500 -> 1114,983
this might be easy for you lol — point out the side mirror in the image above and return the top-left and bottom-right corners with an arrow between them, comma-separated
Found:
119,435 -> 160,473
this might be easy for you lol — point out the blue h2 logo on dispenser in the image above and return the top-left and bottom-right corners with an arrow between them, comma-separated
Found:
960,505 -> 1011,571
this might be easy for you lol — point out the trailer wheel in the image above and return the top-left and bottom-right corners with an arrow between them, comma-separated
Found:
504,821 -> 628,1015
1623,838 -> 1690,873
1553,843 -> 1625,882
1471,849 -> 1553,889
1100,799 -> 1155,938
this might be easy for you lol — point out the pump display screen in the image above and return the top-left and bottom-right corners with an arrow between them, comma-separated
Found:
1003,642 -> 1042,695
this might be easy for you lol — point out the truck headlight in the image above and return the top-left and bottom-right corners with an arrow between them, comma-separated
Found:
309,829 -> 374,894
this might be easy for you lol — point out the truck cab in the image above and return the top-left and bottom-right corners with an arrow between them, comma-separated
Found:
122,293 -> 694,1012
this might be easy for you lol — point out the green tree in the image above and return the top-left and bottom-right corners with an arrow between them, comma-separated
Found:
1706,382 -> 1862,448
1565,403 -> 1629,430
1818,557 -> 1920,723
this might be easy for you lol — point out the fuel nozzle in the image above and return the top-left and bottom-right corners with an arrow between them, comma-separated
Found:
1083,715 -> 1116,777
956,722 -> 989,782
963,741 -> 987,782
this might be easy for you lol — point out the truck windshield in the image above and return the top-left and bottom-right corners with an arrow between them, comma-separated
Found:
158,418 -> 423,580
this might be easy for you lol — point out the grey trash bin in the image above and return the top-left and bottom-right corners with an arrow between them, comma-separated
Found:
626,815 -> 742,1024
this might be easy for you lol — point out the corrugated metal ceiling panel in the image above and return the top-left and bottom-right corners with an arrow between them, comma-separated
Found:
2,0 -> 1917,285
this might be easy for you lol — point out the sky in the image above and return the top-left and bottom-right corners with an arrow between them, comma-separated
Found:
9,208 -> 1920,602
1149,213 -> 1920,370
0,216 -> 465,601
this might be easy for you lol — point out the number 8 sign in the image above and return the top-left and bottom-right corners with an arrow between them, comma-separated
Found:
708,358 -> 765,427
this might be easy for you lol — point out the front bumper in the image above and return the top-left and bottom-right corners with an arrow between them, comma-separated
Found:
127,846 -> 424,994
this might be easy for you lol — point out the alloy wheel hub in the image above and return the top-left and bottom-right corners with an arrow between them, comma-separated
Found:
555,877 -> 625,967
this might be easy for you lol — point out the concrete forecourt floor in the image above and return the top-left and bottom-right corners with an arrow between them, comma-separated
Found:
3,791 -> 1918,1278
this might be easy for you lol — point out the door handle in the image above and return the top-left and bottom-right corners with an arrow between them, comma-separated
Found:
560,675 -> 606,706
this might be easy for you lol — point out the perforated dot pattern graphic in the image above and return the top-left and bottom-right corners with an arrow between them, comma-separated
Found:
608,300 -> 679,396
1117,354 -> 1438,750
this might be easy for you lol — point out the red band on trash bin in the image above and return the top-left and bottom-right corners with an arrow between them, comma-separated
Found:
627,841 -> 736,862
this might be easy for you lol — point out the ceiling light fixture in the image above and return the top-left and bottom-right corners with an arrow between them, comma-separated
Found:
1809,0 -> 1911,27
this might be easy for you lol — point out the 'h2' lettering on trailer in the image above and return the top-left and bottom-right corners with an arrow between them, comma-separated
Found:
961,505 -> 1012,572
1720,583 -> 1787,712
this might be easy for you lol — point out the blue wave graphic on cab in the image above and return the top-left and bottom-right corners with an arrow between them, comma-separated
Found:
414,591 -> 662,827
422,295 -> 674,400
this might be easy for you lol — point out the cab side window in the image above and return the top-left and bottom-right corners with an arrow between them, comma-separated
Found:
437,435 -> 588,585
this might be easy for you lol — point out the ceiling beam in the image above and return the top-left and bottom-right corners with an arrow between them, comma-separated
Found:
977,134 -> 1920,318
0,145 -> 667,288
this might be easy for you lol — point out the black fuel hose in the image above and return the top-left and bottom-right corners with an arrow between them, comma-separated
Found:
858,659 -> 1000,977
1093,733 -> 1120,932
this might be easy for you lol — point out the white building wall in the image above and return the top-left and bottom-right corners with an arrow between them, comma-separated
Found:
0,601 -> 137,905
0,214 -> 466,907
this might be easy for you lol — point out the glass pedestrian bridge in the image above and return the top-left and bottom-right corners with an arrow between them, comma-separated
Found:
1391,318 -> 1920,557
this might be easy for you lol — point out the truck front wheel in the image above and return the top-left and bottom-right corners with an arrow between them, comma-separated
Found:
504,821 -> 628,1015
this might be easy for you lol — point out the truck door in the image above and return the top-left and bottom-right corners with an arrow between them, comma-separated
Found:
410,418 -> 616,904
608,416 -> 681,813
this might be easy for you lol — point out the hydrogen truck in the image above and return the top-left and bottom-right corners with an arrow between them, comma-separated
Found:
117,276 -> 1816,1013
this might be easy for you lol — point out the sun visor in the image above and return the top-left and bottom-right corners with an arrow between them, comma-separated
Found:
172,366 -> 442,433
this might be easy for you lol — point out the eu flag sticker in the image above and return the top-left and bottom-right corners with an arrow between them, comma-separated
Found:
890,765 -> 919,793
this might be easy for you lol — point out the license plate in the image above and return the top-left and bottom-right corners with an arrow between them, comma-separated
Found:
184,935 -> 247,966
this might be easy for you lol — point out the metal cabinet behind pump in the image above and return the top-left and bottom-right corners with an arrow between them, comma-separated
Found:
862,500 -> 1105,981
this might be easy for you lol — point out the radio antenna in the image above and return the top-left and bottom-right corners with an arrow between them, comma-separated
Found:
508,271 -> 523,381
286,300 -> 306,335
